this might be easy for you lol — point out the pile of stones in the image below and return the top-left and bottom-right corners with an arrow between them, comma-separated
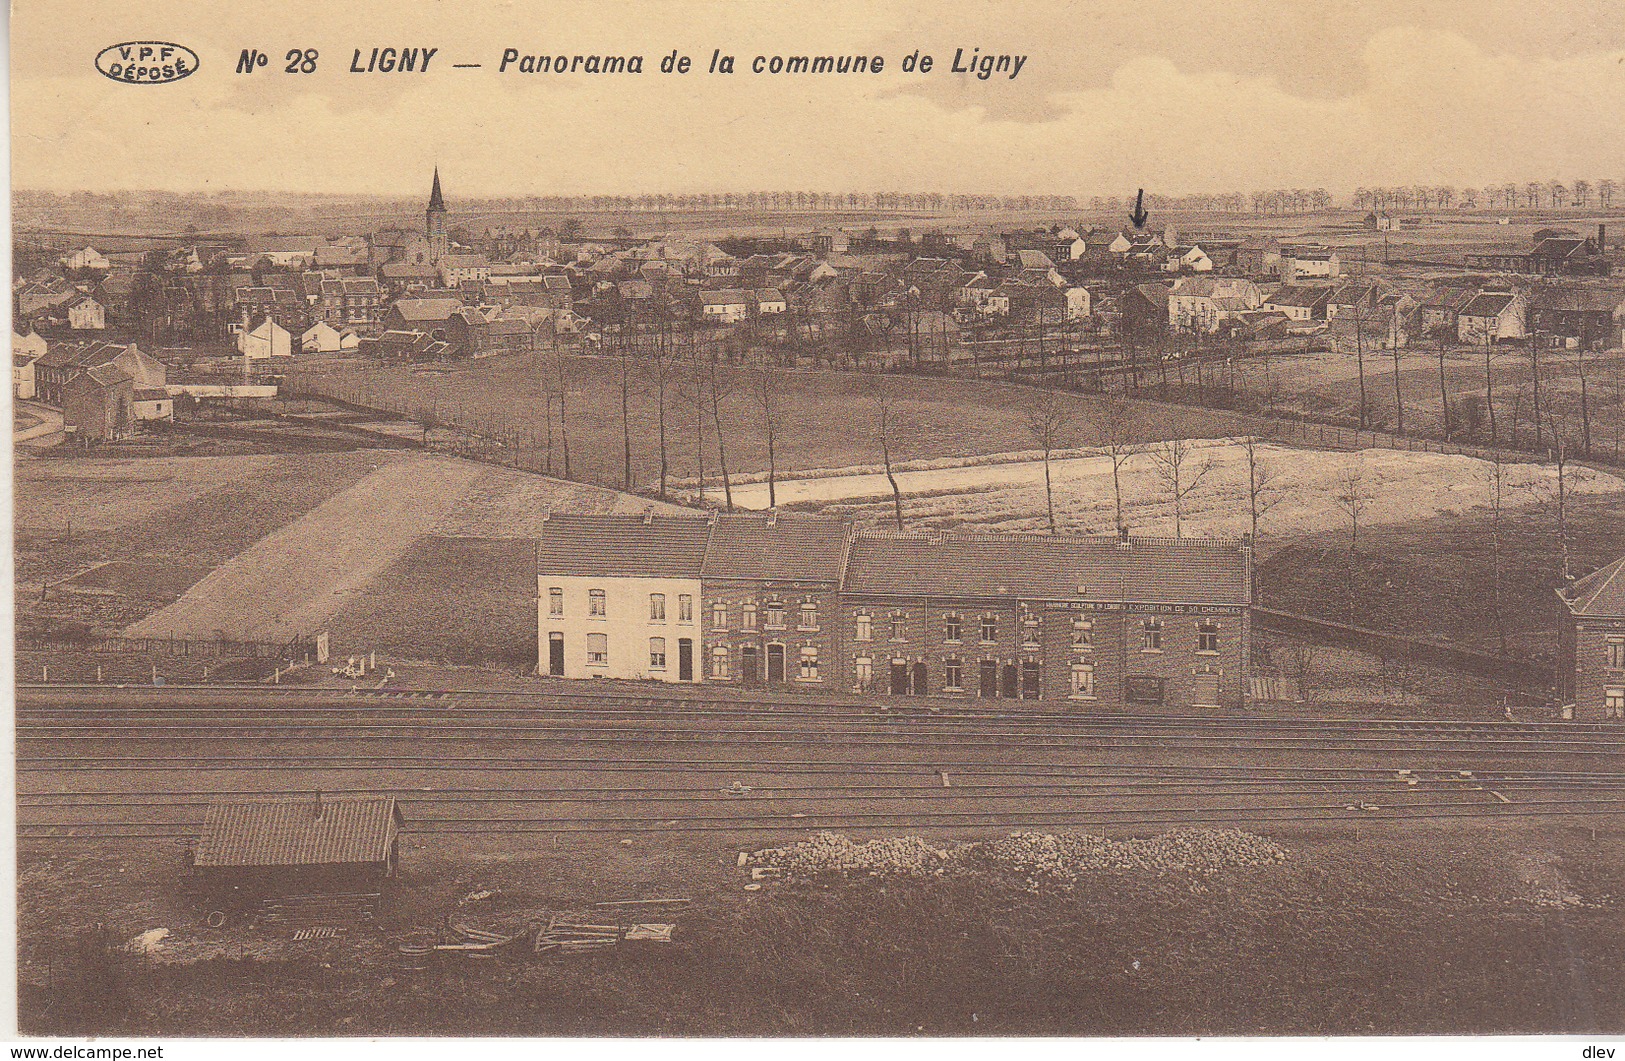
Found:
748,828 -> 1287,884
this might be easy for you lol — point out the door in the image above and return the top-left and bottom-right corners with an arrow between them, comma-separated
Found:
1191,673 -> 1220,708
911,662 -> 928,696
891,661 -> 910,695
741,645 -> 760,686
548,633 -> 565,677
767,644 -> 786,683
979,660 -> 999,698
1001,663 -> 1019,699
678,638 -> 694,682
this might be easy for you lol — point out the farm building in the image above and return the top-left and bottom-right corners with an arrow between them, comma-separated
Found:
193,796 -> 405,892
536,516 -> 1253,708
1557,554 -> 1625,721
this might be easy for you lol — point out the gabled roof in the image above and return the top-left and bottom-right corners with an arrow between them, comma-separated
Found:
1530,285 -> 1625,313
1264,285 -> 1335,310
702,515 -> 851,584
537,514 -> 712,579
1460,293 -> 1516,318
701,289 -> 752,306
1561,555 -> 1625,617
841,531 -> 1252,605
195,797 -> 402,868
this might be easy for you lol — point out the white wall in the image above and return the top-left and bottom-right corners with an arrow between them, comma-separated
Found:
537,574 -> 703,682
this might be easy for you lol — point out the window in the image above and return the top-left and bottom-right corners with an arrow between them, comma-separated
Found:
944,658 -> 964,691
855,613 -> 873,642
1197,621 -> 1221,654
649,637 -> 667,670
1022,615 -> 1041,648
890,615 -> 907,642
798,647 -> 820,681
678,594 -> 693,623
548,587 -> 563,617
742,603 -> 758,630
650,593 -> 666,622
588,589 -> 607,617
712,601 -> 728,629
586,633 -> 608,665
1142,618 -> 1163,651
980,615 -> 998,643
1072,618 -> 1093,649
1605,687 -> 1625,719
1070,662 -> 1097,699
764,602 -> 785,629
799,602 -> 818,630
1608,637 -> 1625,670
710,646 -> 729,679
854,656 -> 873,691
944,614 -> 962,643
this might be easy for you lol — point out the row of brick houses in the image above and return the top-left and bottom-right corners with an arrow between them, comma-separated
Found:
1558,555 -> 1625,720
535,514 -> 1253,710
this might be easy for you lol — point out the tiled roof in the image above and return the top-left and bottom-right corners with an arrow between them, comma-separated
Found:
537,514 -> 712,578
701,289 -> 752,306
702,515 -> 851,584
1460,293 -> 1515,318
1530,285 -> 1625,313
194,797 -> 401,868
842,531 -> 1252,605
392,298 -> 465,322
1562,555 -> 1625,617
1264,285 -> 1334,309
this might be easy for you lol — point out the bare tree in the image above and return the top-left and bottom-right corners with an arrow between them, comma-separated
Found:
1024,391 -> 1074,534
1093,399 -> 1141,532
1434,328 -> 1452,442
1389,338 -> 1405,436
1487,450 -> 1507,654
1241,434 -> 1284,540
1333,464 -> 1370,623
1287,640 -> 1323,703
753,363 -> 785,509
1148,437 -> 1214,538
618,342 -> 634,490
652,327 -> 675,499
706,355 -> 737,511
871,379 -> 906,529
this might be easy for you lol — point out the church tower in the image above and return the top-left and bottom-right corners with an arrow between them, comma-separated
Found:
426,168 -> 448,266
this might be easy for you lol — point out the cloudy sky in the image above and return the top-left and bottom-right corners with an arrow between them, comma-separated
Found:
12,0 -> 1625,197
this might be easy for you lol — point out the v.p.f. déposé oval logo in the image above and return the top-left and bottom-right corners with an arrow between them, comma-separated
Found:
95,42 -> 199,85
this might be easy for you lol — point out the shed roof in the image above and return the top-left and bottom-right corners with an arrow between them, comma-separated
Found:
537,514 -> 713,578
1562,555 -> 1625,618
194,797 -> 402,868
841,531 -> 1252,605
702,515 -> 851,584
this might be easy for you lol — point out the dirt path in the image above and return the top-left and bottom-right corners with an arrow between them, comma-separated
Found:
123,456 -> 487,642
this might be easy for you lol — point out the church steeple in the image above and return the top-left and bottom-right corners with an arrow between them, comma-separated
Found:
425,168 -> 448,266
427,167 -> 446,214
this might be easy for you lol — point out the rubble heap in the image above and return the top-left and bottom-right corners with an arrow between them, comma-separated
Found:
751,832 -> 957,876
749,828 -> 1287,883
973,828 -> 1288,883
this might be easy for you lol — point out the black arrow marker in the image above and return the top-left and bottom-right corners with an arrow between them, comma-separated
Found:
1130,189 -> 1149,229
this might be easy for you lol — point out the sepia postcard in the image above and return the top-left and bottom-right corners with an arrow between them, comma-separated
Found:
7,0 -> 1624,1048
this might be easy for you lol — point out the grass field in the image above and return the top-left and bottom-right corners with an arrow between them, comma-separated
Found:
14,451 -> 406,636
732,440 -> 1623,537
1258,492 -> 1625,660
19,820 -> 1625,1035
296,354 -> 1268,494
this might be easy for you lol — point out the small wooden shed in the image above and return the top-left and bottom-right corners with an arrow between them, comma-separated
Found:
192,795 -> 404,895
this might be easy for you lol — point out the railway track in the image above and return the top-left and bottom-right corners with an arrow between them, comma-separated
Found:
20,796 -> 1625,841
